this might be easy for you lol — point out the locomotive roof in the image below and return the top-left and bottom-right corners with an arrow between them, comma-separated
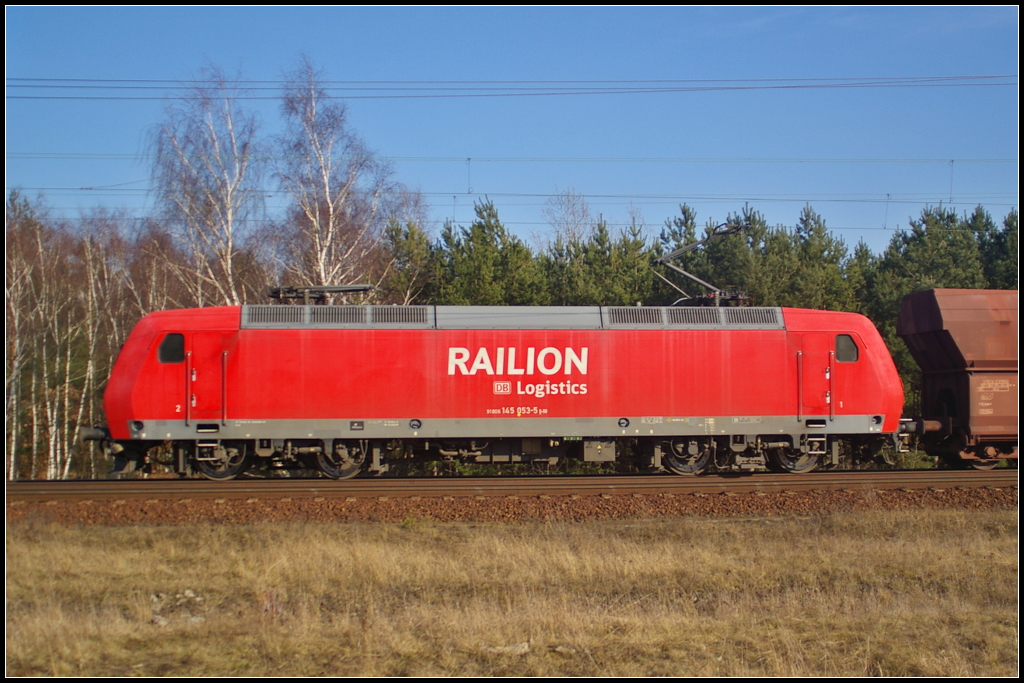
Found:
239,304 -> 786,330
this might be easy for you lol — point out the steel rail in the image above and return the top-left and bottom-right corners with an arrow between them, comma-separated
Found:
6,470 -> 1016,503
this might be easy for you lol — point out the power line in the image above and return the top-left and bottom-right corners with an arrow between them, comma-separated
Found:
9,184 -> 1015,201
8,75 -> 1016,84
6,152 -> 1017,164
7,74 -> 1016,101
8,75 -> 1016,87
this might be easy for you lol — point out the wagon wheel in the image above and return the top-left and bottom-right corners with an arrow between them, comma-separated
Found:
967,459 -> 1000,471
960,449 -> 1000,471
938,447 -> 1002,471
663,440 -> 712,476
316,444 -> 366,480
767,447 -> 820,474
195,446 -> 249,480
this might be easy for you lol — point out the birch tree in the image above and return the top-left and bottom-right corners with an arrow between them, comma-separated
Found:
13,211 -> 86,478
275,58 -> 395,289
5,192 -> 39,478
151,66 -> 264,306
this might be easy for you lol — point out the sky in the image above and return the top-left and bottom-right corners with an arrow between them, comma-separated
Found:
6,7 -> 1019,254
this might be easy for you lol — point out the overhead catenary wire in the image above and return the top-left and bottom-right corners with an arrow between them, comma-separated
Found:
6,74 -> 1017,100
8,74 -> 1016,242
10,186 -> 1016,207
6,152 -> 1017,164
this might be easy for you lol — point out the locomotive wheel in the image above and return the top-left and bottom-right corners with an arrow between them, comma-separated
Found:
968,459 -> 1000,471
195,447 -> 249,480
663,441 -> 712,476
110,456 -> 139,478
316,446 -> 365,480
109,444 -> 148,478
767,448 -> 820,473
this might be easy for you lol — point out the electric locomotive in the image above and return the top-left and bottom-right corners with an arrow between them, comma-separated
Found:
93,303 -> 905,479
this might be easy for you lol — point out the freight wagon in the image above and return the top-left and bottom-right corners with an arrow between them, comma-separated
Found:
897,288 -> 1018,469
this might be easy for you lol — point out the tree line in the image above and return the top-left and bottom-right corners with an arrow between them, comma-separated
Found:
5,62 -> 1017,479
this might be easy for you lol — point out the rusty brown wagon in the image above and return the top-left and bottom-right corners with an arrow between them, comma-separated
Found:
898,288 -> 1018,469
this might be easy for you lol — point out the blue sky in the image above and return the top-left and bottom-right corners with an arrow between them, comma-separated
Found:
6,7 -> 1018,254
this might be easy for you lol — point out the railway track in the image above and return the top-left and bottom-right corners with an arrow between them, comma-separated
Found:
6,469 -> 1016,503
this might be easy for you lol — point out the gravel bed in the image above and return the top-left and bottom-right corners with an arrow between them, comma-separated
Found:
7,485 -> 1017,526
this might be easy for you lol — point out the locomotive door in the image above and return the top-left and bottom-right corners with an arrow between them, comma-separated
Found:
830,333 -> 861,417
188,332 -> 227,426
799,333 -> 834,421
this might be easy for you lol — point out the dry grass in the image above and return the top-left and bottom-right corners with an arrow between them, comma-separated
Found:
6,510 -> 1018,676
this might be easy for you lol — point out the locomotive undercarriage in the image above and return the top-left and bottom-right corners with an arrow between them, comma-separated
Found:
97,432 -> 894,480
654,434 -> 841,475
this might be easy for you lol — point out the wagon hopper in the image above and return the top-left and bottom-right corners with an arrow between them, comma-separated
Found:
897,288 -> 1018,469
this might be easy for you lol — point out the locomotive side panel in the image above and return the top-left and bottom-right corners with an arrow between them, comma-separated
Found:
226,327 -> 802,438
230,328 -> 795,417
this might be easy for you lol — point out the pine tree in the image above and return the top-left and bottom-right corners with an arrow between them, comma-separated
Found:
432,201 -> 548,305
970,206 -> 1018,290
790,206 -> 855,311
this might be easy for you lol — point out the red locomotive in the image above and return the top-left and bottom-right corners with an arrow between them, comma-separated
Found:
96,303 -> 907,479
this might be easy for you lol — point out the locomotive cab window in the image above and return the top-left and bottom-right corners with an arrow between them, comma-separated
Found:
158,333 -> 185,363
835,334 -> 859,362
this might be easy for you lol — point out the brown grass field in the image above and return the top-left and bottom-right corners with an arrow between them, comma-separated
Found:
5,509 -> 1018,676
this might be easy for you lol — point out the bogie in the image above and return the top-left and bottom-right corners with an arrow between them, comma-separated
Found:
662,438 -> 713,475
316,441 -> 367,480
194,442 -> 249,480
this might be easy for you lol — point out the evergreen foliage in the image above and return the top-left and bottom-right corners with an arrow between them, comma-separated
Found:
432,200 -> 549,306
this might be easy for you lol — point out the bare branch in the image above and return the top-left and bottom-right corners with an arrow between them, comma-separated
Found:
273,57 -> 421,294
542,189 -> 594,249
150,65 -> 265,306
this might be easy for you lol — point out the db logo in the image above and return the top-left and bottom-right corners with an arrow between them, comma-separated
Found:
493,381 -> 512,395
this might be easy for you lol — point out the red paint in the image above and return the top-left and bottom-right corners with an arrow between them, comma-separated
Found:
105,306 -> 904,439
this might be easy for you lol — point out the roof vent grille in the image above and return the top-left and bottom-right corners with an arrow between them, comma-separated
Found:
246,305 -> 304,324
372,306 -> 428,324
310,306 -> 366,324
723,307 -> 781,326
666,307 -> 723,325
607,307 -> 665,326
